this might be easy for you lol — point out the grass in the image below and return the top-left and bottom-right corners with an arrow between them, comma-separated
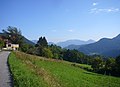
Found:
9,52 -> 48,87
9,51 -> 120,87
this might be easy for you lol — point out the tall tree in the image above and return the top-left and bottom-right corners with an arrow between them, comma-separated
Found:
36,37 -> 42,47
36,36 -> 48,47
2,26 -> 23,45
42,37 -> 48,47
35,36 -> 48,56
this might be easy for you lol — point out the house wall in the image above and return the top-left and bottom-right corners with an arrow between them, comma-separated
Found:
11,44 -> 19,50
6,44 -> 19,50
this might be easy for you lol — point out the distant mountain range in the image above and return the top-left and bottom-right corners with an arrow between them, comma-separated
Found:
65,44 -> 83,50
67,34 -> 120,57
56,39 -> 95,48
32,39 -> 95,48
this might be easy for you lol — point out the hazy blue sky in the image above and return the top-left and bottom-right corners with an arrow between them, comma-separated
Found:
0,0 -> 120,43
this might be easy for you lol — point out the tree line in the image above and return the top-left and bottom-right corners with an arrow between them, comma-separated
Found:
0,26 -> 120,77
91,56 -> 120,76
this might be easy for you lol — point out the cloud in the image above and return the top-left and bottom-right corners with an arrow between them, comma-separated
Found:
92,2 -> 98,6
90,7 -> 120,14
68,29 -> 74,32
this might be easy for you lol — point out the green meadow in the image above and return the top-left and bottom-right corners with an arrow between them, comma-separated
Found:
9,51 -> 120,87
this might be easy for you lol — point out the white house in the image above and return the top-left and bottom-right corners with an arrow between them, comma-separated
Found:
6,43 -> 19,50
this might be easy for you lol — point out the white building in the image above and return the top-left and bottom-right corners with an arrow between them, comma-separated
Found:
6,43 -> 19,50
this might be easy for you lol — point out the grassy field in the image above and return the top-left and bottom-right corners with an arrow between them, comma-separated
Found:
9,51 -> 120,87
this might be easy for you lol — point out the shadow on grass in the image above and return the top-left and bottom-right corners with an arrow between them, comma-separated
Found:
7,53 -> 14,87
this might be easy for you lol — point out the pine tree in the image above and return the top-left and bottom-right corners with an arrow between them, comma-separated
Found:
42,37 -> 48,47
36,37 -> 43,47
36,37 -> 48,47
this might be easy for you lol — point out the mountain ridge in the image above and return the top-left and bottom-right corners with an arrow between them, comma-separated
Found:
56,39 -> 95,48
77,34 -> 120,57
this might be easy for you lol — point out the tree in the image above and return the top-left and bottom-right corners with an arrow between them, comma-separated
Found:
116,55 -> 120,67
36,37 -> 48,47
91,57 -> 103,72
35,37 -> 42,47
26,46 -> 36,55
42,37 -> 48,47
35,36 -> 48,56
42,48 -> 53,58
116,56 -> 120,76
0,39 -> 4,49
20,43 -> 34,53
2,26 -> 23,45
105,58 -> 116,75
49,44 -> 62,59
63,49 -> 82,62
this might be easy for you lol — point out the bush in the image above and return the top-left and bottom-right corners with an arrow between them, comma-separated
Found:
42,48 -> 53,58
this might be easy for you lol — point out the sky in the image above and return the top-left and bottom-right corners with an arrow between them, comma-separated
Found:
0,0 -> 120,43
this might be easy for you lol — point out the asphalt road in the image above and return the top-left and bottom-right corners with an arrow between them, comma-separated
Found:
0,51 -> 12,87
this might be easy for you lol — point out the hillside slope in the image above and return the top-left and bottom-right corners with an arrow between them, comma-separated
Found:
23,36 -> 35,45
73,34 -> 120,57
9,51 -> 120,87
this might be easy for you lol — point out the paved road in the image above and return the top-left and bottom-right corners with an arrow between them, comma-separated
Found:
0,51 -> 12,87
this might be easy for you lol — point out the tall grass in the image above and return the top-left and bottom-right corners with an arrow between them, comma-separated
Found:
9,52 -> 48,87
9,51 -> 120,87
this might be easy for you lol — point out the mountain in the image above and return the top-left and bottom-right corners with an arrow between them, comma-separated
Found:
32,40 -> 38,44
48,42 -> 55,45
56,39 -> 95,48
78,34 -> 120,57
23,37 -> 35,45
0,33 -> 5,36
65,44 -> 84,50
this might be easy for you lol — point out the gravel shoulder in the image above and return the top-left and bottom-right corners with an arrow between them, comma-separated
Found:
0,51 -> 12,87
